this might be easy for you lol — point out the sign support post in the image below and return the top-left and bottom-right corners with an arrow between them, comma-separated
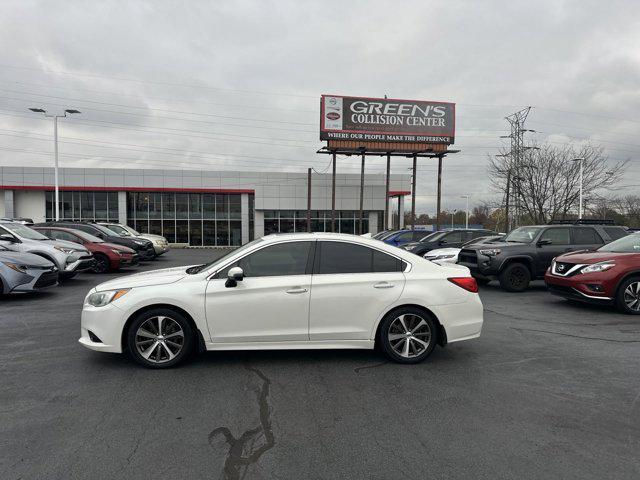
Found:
359,149 -> 365,235
331,152 -> 336,232
411,153 -> 417,229
436,154 -> 443,230
384,152 -> 390,231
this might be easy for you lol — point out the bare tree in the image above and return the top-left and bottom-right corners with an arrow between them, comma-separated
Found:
488,143 -> 626,225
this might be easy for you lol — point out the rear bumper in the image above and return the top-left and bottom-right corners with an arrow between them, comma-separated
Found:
430,294 -> 484,343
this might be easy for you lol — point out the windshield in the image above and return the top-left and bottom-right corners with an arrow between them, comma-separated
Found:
372,230 -> 392,239
186,238 -> 264,274
504,226 -> 543,243
92,224 -> 120,236
597,233 -> 638,253
421,231 -> 446,242
107,224 -> 131,237
378,230 -> 400,240
123,225 -> 141,236
2,223 -> 49,240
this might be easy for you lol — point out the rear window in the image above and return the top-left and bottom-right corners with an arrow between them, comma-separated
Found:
604,227 -> 628,241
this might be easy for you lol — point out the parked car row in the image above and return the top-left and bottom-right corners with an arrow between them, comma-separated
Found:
378,223 -> 639,314
0,220 -> 170,295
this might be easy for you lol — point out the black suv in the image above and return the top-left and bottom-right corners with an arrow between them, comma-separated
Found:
35,221 -> 156,259
402,229 -> 495,256
457,223 -> 629,292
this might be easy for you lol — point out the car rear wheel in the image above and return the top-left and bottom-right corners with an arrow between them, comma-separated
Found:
616,277 -> 640,315
499,263 -> 531,292
91,253 -> 110,274
126,308 -> 194,368
379,308 -> 437,364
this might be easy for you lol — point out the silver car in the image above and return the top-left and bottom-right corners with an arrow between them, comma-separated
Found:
99,222 -> 170,256
0,245 -> 58,294
0,221 -> 94,279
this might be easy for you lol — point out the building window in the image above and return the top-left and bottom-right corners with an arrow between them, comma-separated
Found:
259,210 -> 380,235
126,192 -> 252,247
45,191 -> 119,222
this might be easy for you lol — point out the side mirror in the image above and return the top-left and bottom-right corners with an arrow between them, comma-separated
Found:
225,266 -> 244,288
0,234 -> 18,243
537,239 -> 552,247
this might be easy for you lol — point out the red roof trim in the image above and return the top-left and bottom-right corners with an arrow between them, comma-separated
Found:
0,185 -> 255,194
389,190 -> 410,197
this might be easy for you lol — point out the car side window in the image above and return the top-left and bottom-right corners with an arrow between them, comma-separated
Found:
395,232 -> 413,242
219,241 -> 312,278
412,231 -> 426,241
315,241 -> 404,274
540,228 -> 570,245
443,231 -> 463,243
573,227 -> 603,245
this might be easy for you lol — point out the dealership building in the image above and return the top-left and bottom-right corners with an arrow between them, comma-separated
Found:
0,166 -> 411,246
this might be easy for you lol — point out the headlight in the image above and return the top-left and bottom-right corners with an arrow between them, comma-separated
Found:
54,246 -> 75,254
3,262 -> 27,273
479,248 -> 501,256
134,240 -> 146,246
581,261 -> 616,274
86,289 -> 130,307
111,249 -> 123,256
435,254 -> 456,260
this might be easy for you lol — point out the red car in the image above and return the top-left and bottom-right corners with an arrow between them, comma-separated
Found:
545,233 -> 640,314
34,226 -> 139,273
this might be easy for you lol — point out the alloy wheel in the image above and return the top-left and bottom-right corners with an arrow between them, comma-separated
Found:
135,316 -> 185,364
387,314 -> 431,359
623,281 -> 640,311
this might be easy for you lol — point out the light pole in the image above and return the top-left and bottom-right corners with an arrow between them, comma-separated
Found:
451,209 -> 457,229
572,158 -> 585,219
460,195 -> 470,229
29,108 -> 81,221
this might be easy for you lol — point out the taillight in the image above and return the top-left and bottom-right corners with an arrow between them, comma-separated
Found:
448,277 -> 478,293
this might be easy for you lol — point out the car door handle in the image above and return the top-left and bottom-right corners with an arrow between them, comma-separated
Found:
374,282 -> 394,289
285,287 -> 308,294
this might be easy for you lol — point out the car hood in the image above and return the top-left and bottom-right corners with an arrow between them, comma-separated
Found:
45,238 -> 90,253
555,251 -> 636,264
0,250 -> 55,267
94,265 -> 196,291
425,248 -> 460,256
102,242 -> 136,253
140,233 -> 166,242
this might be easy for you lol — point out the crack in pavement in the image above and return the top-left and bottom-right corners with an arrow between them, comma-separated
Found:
354,361 -> 388,373
209,364 -> 275,480
511,327 -> 640,343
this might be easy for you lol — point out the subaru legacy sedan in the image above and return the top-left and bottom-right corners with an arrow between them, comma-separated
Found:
80,233 -> 483,368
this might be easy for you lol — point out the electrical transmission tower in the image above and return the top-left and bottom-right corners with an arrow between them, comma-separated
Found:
499,107 -> 537,231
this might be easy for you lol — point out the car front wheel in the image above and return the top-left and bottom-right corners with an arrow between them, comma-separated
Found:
499,263 -> 531,292
126,308 -> 194,368
379,308 -> 437,364
616,277 -> 640,315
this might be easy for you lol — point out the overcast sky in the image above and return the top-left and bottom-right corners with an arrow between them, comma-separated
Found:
0,0 -> 638,213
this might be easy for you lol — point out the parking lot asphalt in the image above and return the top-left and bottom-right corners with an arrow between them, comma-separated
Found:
1,249 -> 639,480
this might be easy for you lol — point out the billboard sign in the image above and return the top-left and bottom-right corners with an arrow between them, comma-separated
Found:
320,95 -> 455,144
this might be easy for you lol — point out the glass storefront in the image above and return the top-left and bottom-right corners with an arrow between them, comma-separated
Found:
127,192 -> 246,246
263,210 -> 382,235
45,191 -> 119,222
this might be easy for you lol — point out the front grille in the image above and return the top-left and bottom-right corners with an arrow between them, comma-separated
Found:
458,249 -> 478,265
34,270 -> 58,288
552,261 -> 580,277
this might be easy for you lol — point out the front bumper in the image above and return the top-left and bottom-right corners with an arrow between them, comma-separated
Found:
80,302 -> 127,353
544,273 -> 614,304
64,254 -> 95,273
8,266 -> 58,293
152,243 -> 170,255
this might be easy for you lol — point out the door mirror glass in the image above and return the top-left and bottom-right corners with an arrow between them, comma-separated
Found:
225,266 -> 244,287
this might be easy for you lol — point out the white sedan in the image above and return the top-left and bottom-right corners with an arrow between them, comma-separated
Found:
80,233 -> 483,368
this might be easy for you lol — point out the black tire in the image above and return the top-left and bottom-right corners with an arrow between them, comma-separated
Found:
378,307 -> 438,364
615,277 -> 640,315
91,253 -> 111,274
499,262 -> 531,292
59,271 -> 77,281
126,308 -> 194,368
